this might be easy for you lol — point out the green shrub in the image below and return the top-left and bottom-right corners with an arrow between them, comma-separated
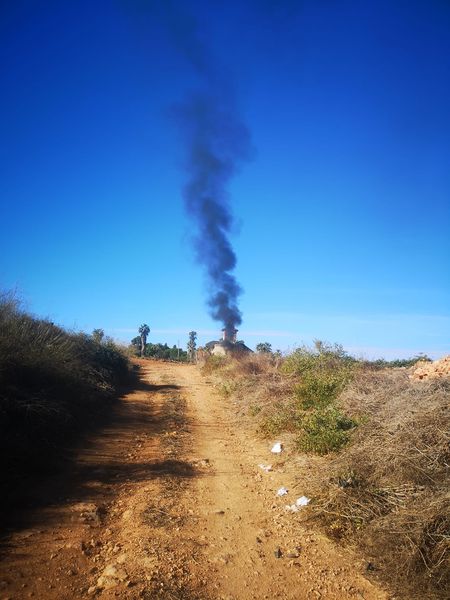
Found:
283,341 -> 356,408
279,342 -> 357,453
294,369 -> 351,409
296,406 -> 356,454
283,340 -> 356,375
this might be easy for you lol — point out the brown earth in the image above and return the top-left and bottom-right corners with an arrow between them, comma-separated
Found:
411,355 -> 450,381
0,361 -> 391,599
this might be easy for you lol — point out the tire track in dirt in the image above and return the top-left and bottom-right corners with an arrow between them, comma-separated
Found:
0,361 -> 390,600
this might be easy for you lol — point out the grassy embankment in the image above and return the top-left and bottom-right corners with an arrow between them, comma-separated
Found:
0,294 -> 131,498
202,345 -> 449,600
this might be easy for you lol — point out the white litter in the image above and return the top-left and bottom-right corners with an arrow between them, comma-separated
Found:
296,496 -> 310,507
277,486 -> 289,496
258,464 -> 273,473
285,496 -> 311,512
271,442 -> 283,454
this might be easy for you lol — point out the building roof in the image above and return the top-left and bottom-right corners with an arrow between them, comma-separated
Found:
204,339 -> 252,353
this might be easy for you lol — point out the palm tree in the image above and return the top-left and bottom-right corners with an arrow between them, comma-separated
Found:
187,330 -> 197,362
92,328 -> 105,344
138,323 -> 150,357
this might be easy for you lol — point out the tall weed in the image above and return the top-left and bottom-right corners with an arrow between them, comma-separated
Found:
0,293 -> 130,484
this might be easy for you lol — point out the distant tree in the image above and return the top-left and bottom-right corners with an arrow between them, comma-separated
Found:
143,342 -> 187,361
138,323 -> 150,357
92,328 -> 105,344
130,336 -> 140,352
370,354 -> 433,369
188,331 -> 197,357
187,331 -> 197,362
256,342 -> 272,354
145,342 -> 168,359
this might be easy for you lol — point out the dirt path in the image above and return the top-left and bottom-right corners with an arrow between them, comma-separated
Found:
0,361 -> 389,599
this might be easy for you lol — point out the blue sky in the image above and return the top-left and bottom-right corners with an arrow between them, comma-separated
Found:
1,0 -> 449,358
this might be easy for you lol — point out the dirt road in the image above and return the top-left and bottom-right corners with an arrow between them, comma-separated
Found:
0,361 -> 389,599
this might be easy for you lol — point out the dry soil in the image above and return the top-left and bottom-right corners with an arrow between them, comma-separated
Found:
0,361 -> 390,599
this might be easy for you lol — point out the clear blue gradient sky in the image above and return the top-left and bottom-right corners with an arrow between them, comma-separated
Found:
1,0 -> 449,358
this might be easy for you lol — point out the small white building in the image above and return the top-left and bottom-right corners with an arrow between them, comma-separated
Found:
205,328 -> 252,356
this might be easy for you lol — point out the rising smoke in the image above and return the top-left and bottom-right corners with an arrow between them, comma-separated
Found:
166,4 -> 252,336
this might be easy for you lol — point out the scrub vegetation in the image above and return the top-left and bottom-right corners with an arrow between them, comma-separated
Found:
130,339 -> 189,361
280,342 -> 357,453
202,345 -> 449,599
0,293 -> 131,494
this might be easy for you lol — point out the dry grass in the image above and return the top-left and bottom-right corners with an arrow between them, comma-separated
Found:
202,351 -> 450,599
203,353 -> 293,421
0,293 -> 131,494
306,369 -> 449,599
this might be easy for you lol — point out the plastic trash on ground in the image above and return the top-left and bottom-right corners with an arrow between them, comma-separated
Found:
285,496 -> 311,512
258,464 -> 273,473
271,442 -> 283,453
296,496 -> 310,507
277,486 -> 289,496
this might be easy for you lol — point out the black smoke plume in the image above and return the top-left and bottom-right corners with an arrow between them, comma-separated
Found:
167,5 -> 252,336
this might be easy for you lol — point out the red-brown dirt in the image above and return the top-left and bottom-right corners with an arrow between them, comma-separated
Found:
0,361 -> 390,599
411,355 -> 450,380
